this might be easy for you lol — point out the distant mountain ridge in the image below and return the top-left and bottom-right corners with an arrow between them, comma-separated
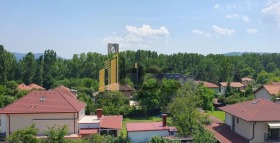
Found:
223,52 -> 271,56
12,52 -> 44,61
12,52 -> 64,61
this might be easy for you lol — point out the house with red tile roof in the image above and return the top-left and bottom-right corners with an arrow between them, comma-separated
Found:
0,86 -> 123,138
219,82 -> 245,95
126,114 -> 177,143
28,83 -> 45,90
194,81 -> 219,94
17,83 -> 32,90
0,89 -> 86,136
78,109 -> 123,137
219,99 -> 280,142
254,82 -> 280,101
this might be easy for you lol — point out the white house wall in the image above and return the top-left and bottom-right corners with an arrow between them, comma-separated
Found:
8,113 -> 78,136
250,122 -> 268,143
0,114 -> 7,133
79,108 -> 85,120
235,117 -> 253,140
128,130 -> 169,143
225,113 -> 232,129
255,88 -> 271,100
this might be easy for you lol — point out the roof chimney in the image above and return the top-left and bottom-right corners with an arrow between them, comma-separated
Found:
96,109 -> 102,119
162,114 -> 167,127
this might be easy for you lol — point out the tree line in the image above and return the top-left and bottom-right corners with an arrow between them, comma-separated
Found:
1,45 -> 280,90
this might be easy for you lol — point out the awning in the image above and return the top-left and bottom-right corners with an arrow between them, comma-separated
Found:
79,128 -> 98,135
268,123 -> 280,129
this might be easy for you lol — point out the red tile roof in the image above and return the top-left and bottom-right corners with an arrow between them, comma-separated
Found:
206,116 -> 248,143
194,81 -> 219,88
100,115 -> 123,130
79,128 -> 98,135
126,122 -> 174,132
28,83 -> 45,90
254,82 -> 280,96
0,90 -> 86,114
220,82 -> 244,88
53,85 -> 76,98
219,99 -> 280,122
17,84 -> 32,90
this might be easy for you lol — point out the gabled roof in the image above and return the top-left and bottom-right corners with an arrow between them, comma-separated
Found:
220,82 -> 244,88
17,84 -> 32,90
254,82 -> 280,96
53,85 -> 76,98
0,90 -> 86,114
219,99 -> 280,122
194,81 -> 219,88
126,122 -> 176,132
100,115 -> 123,130
28,83 -> 45,90
105,83 -> 135,91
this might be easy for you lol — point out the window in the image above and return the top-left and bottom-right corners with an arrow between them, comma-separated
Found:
237,118 -> 239,124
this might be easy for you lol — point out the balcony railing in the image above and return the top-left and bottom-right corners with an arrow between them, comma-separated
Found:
264,132 -> 280,142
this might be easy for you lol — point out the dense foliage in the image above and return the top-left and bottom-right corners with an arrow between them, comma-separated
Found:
2,45 -> 280,90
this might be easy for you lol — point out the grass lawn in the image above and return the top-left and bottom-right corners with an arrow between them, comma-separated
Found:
122,116 -> 169,137
207,110 -> 225,121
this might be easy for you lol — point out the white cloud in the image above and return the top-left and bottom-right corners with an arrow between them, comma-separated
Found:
212,25 -> 236,36
192,29 -> 211,37
242,16 -> 250,23
261,1 -> 280,27
225,14 -> 240,19
246,28 -> 258,34
125,25 -> 169,37
102,25 -> 169,50
214,4 -> 220,9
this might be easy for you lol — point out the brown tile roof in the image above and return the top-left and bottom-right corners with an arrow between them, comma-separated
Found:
219,99 -> 280,122
220,82 -> 244,88
206,116 -> 248,143
254,82 -> 280,96
194,81 -> 219,88
0,90 -> 86,114
53,85 -> 76,98
126,122 -> 174,132
78,128 -> 98,135
105,83 -> 135,91
28,83 -> 45,90
100,115 -> 123,130
17,84 -> 32,90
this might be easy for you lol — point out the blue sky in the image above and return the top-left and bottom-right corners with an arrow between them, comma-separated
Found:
1,0 -> 280,59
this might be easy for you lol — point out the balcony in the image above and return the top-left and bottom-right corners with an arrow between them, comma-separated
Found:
264,132 -> 280,143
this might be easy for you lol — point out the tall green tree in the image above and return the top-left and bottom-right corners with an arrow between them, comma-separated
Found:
21,52 -> 36,84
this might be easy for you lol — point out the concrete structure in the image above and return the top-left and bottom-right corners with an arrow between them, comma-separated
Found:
220,99 -> 280,143
242,77 -> 255,87
220,82 -> 245,95
126,114 -> 177,143
160,73 -> 194,85
255,82 -> 280,101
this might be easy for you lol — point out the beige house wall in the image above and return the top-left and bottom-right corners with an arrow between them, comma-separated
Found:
5,113 -> 78,136
225,113 -> 269,143
255,88 -> 272,100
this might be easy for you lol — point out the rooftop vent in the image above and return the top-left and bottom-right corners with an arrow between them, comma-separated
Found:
40,96 -> 46,102
252,100 -> 259,104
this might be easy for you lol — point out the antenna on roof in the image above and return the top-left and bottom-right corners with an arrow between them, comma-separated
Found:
40,96 -> 45,102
